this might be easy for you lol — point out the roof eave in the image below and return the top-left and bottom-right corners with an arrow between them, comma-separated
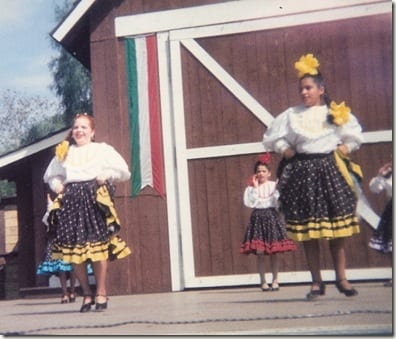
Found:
50,0 -> 96,69
0,130 -> 68,171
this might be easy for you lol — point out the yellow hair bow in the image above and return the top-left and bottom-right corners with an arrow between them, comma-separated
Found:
55,140 -> 69,162
328,101 -> 351,126
294,54 -> 320,78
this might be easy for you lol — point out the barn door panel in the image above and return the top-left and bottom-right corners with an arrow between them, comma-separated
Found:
170,35 -> 291,288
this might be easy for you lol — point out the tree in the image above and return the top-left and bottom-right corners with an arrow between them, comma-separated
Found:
23,113 -> 66,146
0,89 -> 63,154
49,0 -> 92,125
0,89 -> 61,199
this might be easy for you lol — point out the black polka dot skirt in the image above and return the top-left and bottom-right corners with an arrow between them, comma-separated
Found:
278,152 -> 360,241
240,207 -> 296,255
51,180 -> 131,264
369,198 -> 392,253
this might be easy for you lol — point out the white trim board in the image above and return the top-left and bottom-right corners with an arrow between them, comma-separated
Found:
157,32 -> 185,291
115,0 -> 390,38
169,39 -> 197,287
183,267 -> 392,288
52,0 -> 96,42
170,1 -> 390,41
0,131 -> 67,169
183,130 -> 393,160
363,130 -> 392,143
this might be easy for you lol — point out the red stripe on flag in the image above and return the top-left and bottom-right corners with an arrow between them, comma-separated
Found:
146,35 -> 165,197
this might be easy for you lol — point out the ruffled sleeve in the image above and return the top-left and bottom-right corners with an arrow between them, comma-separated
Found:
99,143 -> 131,182
262,108 -> 292,153
43,157 -> 66,193
243,186 -> 259,208
337,113 -> 364,152
243,181 -> 279,208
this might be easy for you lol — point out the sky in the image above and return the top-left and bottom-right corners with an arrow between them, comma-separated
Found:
0,0 -> 74,100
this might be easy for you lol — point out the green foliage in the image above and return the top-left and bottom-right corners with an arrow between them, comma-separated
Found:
0,180 -> 16,199
0,90 -> 64,155
23,114 -> 67,145
49,0 -> 93,125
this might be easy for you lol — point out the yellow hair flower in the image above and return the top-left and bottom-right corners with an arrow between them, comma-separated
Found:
55,140 -> 69,162
294,54 -> 320,78
328,101 -> 351,126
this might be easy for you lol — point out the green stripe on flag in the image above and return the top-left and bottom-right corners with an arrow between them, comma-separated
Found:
125,38 -> 142,197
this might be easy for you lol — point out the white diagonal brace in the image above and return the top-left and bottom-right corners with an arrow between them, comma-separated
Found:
181,38 -> 274,127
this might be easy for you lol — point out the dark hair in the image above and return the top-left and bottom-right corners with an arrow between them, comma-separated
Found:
254,161 -> 270,173
300,72 -> 331,106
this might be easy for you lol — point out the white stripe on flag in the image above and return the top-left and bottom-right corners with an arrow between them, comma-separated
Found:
135,37 -> 153,189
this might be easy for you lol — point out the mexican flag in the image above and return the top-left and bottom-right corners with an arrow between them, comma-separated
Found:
125,36 -> 165,197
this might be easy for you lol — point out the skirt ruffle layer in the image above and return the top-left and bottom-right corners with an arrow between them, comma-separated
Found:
369,198 -> 392,254
36,259 -> 73,275
240,208 -> 296,255
52,236 -> 131,264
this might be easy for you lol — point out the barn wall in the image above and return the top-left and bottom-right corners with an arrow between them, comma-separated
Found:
32,151 -> 56,287
12,151 -> 54,290
14,160 -> 36,289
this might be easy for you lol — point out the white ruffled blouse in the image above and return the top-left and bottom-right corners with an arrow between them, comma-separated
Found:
262,105 -> 363,154
243,180 -> 279,209
43,142 -> 131,193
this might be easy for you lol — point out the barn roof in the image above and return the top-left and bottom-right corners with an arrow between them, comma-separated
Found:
0,130 -> 67,180
50,0 -> 96,69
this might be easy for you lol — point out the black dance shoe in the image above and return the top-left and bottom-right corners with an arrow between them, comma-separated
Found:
69,293 -> 76,303
95,295 -> 108,311
80,296 -> 95,313
306,281 -> 326,300
271,281 -> 280,292
60,295 -> 69,304
335,279 -> 358,297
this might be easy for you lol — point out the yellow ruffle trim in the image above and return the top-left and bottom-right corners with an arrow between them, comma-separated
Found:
52,236 -> 131,264
334,150 -> 363,194
96,185 -> 121,228
286,214 -> 360,241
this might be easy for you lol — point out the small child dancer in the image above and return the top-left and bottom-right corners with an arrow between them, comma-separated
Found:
368,161 -> 392,286
240,154 -> 296,291
36,194 -> 93,303
36,194 -> 78,304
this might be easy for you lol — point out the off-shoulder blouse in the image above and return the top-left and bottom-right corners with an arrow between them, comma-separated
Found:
243,180 -> 279,209
43,142 -> 131,193
262,105 -> 363,154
